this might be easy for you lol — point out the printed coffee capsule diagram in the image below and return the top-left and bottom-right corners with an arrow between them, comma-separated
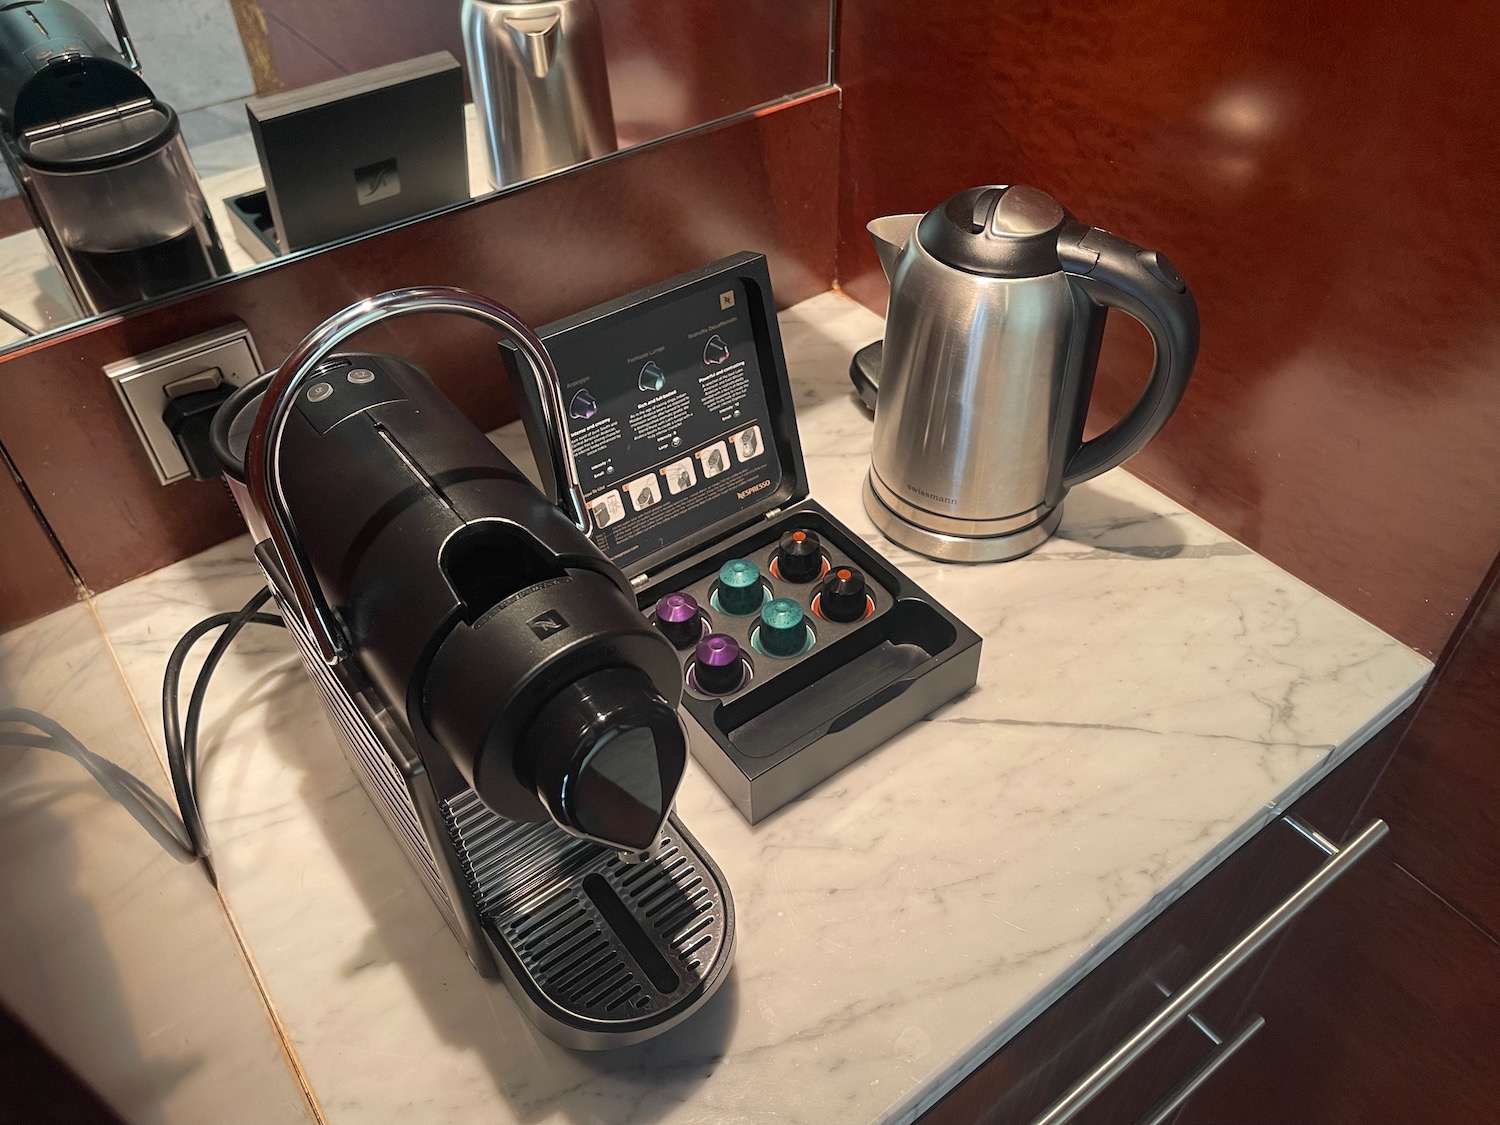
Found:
696,440 -> 730,478
569,389 -> 598,420
589,490 -> 625,528
639,361 -> 666,392
703,335 -> 730,365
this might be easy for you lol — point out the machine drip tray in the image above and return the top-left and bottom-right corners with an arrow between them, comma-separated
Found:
443,794 -> 736,1050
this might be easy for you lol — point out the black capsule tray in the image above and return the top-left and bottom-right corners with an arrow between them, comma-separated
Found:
635,499 -> 981,823
538,252 -> 982,824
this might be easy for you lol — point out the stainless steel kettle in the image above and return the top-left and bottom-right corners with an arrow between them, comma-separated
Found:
860,184 -> 1199,562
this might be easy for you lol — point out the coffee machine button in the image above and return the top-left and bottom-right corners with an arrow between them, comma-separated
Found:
347,367 -> 376,384
306,382 -> 333,402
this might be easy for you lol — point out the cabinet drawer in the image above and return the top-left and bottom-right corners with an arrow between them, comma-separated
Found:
919,749 -> 1389,1125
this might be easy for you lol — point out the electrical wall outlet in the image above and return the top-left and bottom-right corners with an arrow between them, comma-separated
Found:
106,324 -> 263,485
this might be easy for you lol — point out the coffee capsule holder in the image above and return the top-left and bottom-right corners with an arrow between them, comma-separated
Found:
537,252 -> 982,823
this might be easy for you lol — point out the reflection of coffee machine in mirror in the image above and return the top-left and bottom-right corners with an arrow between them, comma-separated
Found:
461,0 -> 617,189
0,0 -> 229,316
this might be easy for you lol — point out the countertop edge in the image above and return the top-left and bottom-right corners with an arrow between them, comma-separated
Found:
882,674 -> 1427,1125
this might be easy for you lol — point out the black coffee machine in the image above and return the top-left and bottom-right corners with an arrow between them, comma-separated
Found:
0,0 -> 228,315
211,288 -> 735,1049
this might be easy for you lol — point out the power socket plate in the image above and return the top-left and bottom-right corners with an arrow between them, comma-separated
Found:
106,323 -> 263,485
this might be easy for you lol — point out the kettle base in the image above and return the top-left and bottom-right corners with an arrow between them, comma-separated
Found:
863,477 -> 1062,563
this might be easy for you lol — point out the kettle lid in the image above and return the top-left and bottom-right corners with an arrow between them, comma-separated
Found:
917,184 -> 1069,277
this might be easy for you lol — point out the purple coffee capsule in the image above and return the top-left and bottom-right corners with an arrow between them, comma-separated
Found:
691,633 -> 747,695
653,592 -> 704,650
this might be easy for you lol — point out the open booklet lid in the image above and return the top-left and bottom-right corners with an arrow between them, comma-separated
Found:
530,252 -> 809,582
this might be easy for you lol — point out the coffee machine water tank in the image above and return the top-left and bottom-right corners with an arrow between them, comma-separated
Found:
0,0 -> 228,315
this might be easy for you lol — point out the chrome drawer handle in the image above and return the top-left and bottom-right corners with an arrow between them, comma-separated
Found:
1134,1015 -> 1264,1125
1030,817 -> 1388,1125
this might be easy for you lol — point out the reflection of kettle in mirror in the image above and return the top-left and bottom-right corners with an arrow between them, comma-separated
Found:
857,185 -> 1200,562
461,0 -> 617,189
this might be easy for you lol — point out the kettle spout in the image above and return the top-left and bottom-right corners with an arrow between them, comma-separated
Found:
867,214 -> 922,280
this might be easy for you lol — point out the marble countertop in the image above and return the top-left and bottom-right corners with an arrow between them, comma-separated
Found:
4,290 -> 1429,1125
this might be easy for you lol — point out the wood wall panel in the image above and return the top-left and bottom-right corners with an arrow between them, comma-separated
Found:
836,0 -> 1500,656
1176,857 -> 1500,1125
0,90 -> 839,599
0,454 -> 78,632
1377,551 -> 1500,937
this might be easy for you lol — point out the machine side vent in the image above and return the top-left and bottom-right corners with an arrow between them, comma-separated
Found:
278,591 -> 455,924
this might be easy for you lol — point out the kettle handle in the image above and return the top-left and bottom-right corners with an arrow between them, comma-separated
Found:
1057,226 -> 1199,489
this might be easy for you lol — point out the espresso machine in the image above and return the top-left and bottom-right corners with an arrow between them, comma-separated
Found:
461,0 -> 616,188
0,0 -> 228,315
210,288 -> 734,1049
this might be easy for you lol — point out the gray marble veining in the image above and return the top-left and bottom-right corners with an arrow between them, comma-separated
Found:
0,603 -> 313,1124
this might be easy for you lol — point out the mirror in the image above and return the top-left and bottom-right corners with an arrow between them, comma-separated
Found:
0,0 -> 834,354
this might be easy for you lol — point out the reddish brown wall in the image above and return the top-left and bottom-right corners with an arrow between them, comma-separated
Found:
0,458 -> 77,632
837,0 -> 1500,656
0,89 -> 839,612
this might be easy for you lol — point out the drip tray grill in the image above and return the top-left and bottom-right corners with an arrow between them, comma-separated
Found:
443,792 -> 734,1046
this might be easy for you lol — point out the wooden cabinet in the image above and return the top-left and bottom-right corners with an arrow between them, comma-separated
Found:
1173,554 -> 1500,1125
918,725 -> 1401,1125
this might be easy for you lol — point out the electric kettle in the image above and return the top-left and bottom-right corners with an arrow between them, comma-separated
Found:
859,185 -> 1199,562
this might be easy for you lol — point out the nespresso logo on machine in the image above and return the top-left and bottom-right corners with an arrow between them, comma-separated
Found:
527,610 -> 569,639
737,480 -> 771,500
909,485 -> 957,506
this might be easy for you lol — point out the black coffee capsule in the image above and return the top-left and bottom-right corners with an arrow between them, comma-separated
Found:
775,529 -> 824,583
818,566 -> 870,623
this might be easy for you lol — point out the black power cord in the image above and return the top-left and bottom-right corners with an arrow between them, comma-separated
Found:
0,586 -> 284,885
162,587 -> 283,879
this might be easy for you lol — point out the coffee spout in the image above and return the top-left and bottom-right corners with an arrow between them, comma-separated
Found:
867,214 -> 922,280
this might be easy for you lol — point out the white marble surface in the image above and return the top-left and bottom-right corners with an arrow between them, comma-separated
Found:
0,603 -> 313,1124
78,290 -> 1430,1125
